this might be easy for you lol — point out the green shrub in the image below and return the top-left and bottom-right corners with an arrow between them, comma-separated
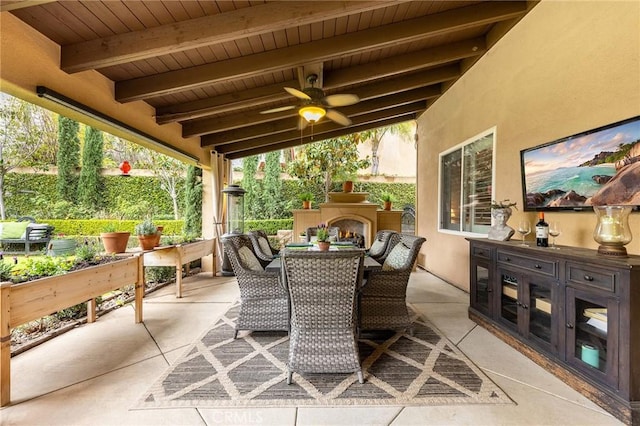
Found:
145,266 -> 175,283
74,240 -> 100,262
245,219 -> 293,235
0,260 -> 15,281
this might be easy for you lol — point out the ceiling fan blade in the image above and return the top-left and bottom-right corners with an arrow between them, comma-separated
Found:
326,109 -> 352,126
260,105 -> 296,114
284,87 -> 311,100
297,116 -> 309,131
324,93 -> 359,107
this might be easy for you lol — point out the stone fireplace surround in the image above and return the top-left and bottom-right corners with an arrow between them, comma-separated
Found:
292,195 -> 401,248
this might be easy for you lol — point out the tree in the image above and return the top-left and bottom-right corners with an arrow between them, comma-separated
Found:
77,126 -> 104,211
288,134 -> 370,201
361,122 -> 414,175
183,165 -> 202,237
0,94 -> 57,219
56,115 -> 80,202
262,150 -> 285,218
130,147 -> 187,220
241,155 -> 262,219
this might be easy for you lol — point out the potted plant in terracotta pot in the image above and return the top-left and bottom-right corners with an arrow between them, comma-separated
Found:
299,192 -> 314,209
135,219 -> 160,250
99,224 -> 131,254
316,224 -> 331,251
381,193 -> 395,211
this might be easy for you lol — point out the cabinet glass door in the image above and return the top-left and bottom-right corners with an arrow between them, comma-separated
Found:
499,271 -> 519,329
526,279 -> 554,350
566,287 -> 618,387
471,261 -> 492,316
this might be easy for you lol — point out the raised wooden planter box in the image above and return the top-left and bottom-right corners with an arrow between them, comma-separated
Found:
0,255 -> 144,407
142,239 -> 215,298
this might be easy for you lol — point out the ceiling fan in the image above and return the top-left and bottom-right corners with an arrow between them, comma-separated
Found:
260,74 -> 359,129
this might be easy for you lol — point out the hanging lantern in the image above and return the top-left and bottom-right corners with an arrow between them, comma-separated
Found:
119,161 -> 132,176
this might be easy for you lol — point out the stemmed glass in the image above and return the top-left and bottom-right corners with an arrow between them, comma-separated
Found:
517,220 -> 531,246
549,222 -> 561,249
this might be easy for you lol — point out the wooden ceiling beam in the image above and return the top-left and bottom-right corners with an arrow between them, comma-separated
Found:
115,1 -> 527,102
212,102 -> 426,154
157,45 -> 464,126
61,1 -> 398,73
324,38 -> 484,88
201,87 -> 438,146
155,80 -> 298,124
183,71 -> 448,137
0,0 -> 55,12
224,115 -> 418,160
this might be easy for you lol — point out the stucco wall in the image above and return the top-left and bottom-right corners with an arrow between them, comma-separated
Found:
416,1 -> 640,290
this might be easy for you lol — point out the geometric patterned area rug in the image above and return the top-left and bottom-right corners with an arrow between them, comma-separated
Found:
136,301 -> 512,409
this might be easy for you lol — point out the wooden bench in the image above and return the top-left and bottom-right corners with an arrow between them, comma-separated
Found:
0,217 -> 55,254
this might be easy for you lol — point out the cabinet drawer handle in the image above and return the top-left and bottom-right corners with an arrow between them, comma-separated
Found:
505,257 -> 511,262
477,251 -> 484,256
584,275 -> 594,281
487,288 -> 493,293
522,304 -> 529,309
534,264 -> 541,269
566,323 -> 574,329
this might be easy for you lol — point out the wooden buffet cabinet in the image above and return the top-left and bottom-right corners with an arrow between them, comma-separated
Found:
467,238 -> 640,425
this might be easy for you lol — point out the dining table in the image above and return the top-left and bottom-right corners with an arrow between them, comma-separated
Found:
265,247 -> 382,273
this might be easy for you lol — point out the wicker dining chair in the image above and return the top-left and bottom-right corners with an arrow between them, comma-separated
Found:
222,234 -> 289,339
367,230 -> 401,263
282,250 -> 365,385
248,230 -> 280,268
359,234 -> 426,332
305,226 -> 340,243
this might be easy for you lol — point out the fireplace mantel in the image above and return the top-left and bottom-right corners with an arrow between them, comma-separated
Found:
293,201 -> 401,248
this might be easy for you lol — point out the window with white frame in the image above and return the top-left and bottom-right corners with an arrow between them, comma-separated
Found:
439,129 -> 495,235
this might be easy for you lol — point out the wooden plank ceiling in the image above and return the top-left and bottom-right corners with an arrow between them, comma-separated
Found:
3,1 -> 534,160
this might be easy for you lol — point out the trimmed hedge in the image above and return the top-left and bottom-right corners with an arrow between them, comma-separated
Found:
245,219 -> 293,235
39,219 -> 183,237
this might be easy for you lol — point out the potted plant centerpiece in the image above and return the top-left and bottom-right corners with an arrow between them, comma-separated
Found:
299,192 -> 314,209
316,224 -> 331,251
100,223 -> 131,254
135,219 -> 160,250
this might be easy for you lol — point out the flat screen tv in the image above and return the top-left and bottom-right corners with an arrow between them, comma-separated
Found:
520,116 -> 640,211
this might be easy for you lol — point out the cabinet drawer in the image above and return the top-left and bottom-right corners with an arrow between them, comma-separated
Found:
472,245 -> 492,260
497,250 -> 556,277
566,263 -> 616,292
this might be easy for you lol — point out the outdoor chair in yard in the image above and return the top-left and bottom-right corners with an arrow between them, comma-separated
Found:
359,234 -> 426,333
248,230 -> 280,268
282,250 -> 365,385
367,230 -> 401,264
222,234 -> 289,339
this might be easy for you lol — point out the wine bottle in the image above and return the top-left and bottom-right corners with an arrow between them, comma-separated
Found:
536,212 -> 549,247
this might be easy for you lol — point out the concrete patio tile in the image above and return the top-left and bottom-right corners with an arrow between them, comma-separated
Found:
199,407 -> 296,425
141,299 -> 233,354
296,406 -> 402,425
144,274 -> 239,303
407,270 -> 468,304
391,369 -> 622,426
1,356 -> 205,426
411,302 -> 475,345
9,304 -> 158,402
458,325 -> 611,413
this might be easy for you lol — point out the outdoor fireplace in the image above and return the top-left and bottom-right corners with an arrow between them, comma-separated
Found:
292,192 -> 401,248
331,218 -> 366,247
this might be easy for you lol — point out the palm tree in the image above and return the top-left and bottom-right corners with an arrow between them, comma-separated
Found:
361,122 -> 415,175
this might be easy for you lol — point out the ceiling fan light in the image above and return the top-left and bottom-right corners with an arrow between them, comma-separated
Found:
299,105 -> 326,122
